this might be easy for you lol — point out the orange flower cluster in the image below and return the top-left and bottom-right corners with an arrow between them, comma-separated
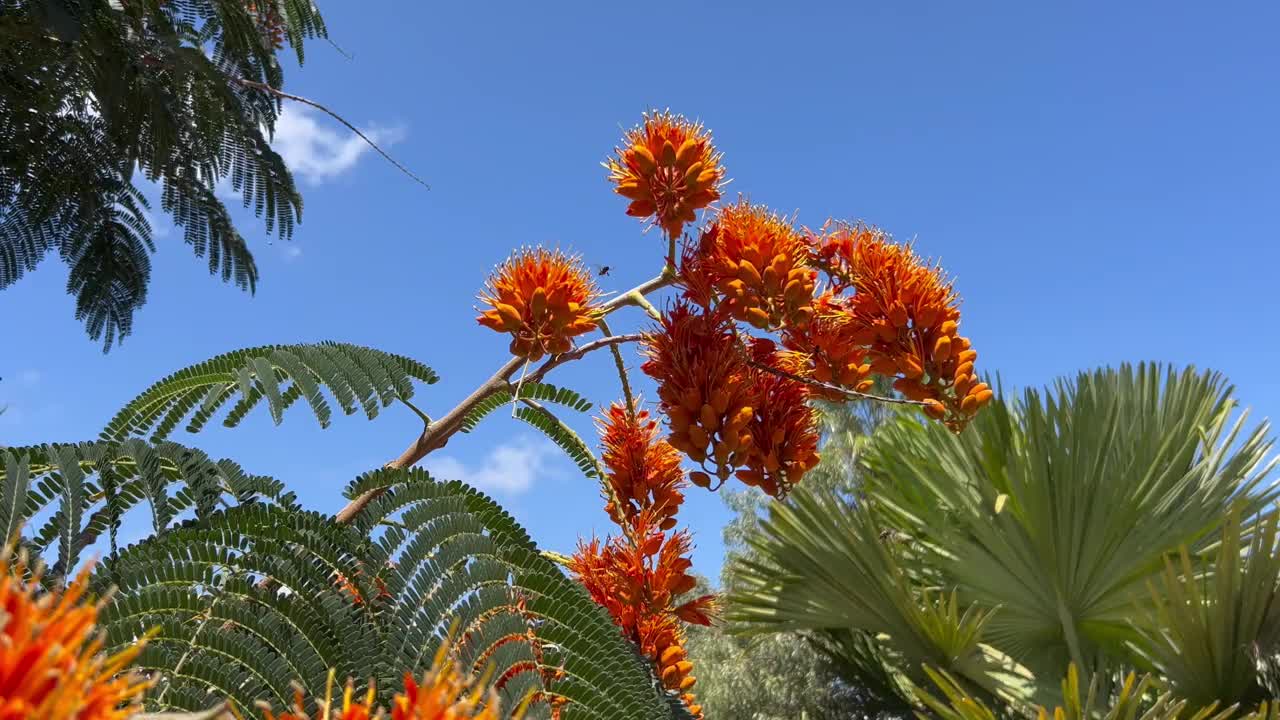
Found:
245,2 -> 286,49
682,200 -> 818,331
598,403 -> 686,530
565,403 -> 714,718
607,110 -> 725,239
735,340 -> 822,496
568,523 -> 712,719
780,291 -> 876,400
334,567 -> 391,607
641,303 -> 822,498
803,224 -> 990,429
0,549 -> 150,720
477,248 -> 602,361
641,303 -> 754,486
257,635 -> 524,720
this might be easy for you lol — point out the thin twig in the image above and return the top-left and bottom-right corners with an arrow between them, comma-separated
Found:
540,549 -> 574,568
334,327 -> 655,524
326,37 -> 354,60
399,397 -> 432,428
236,78 -> 430,190
734,340 -> 927,407
520,333 -> 644,387
596,318 -> 636,414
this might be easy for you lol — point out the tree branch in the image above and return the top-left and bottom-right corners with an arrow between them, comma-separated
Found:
236,79 -> 430,190
735,340 -> 927,407
334,274 -> 671,526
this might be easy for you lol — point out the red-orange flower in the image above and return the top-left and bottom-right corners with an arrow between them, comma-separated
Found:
682,200 -> 817,330
734,340 -> 822,498
814,224 -> 989,429
598,402 -> 686,530
258,633 -> 525,720
607,110 -> 725,239
641,303 -> 755,487
567,522 -> 705,718
333,567 -> 391,607
257,679 -> 378,720
0,548 -> 151,720
477,248 -> 602,361
781,290 -> 875,399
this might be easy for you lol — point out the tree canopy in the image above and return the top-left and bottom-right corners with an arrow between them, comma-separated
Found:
1,0 -> 325,349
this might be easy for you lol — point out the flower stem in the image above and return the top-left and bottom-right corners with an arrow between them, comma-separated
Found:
597,318 -> 636,415
335,275 -> 673,525
734,339 -> 927,407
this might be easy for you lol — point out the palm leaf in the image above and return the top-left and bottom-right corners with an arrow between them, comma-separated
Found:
862,364 -> 1277,679
1131,507 -> 1280,708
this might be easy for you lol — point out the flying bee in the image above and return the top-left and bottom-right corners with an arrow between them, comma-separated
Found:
592,264 -> 612,277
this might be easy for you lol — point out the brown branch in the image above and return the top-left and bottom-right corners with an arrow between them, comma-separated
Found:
734,340 -> 927,407
334,276 -> 672,525
236,78 -> 431,190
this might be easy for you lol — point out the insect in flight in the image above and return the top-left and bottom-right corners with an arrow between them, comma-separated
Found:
592,264 -> 612,277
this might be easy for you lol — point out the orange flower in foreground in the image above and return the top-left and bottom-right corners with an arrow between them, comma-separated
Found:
607,110 -> 725,239
0,548 -> 150,720
814,224 -> 989,430
568,523 -> 709,719
683,200 -> 817,330
258,633 -> 524,720
598,402 -> 687,530
641,303 -> 754,486
257,679 -> 378,720
477,248 -> 602,362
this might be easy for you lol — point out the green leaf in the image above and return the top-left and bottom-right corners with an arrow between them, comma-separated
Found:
103,468 -> 692,719
512,403 -> 604,479
101,342 -> 438,441
460,382 -> 593,433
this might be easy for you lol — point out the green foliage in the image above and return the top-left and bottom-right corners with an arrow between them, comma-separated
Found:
0,439 -> 292,574
725,363 -> 1280,717
686,390 -> 912,720
99,468 -> 691,719
3,341 -> 690,719
0,0 -> 326,349
101,342 -> 438,441
460,383 -> 594,433
1132,509 -> 1280,709
513,402 -> 605,479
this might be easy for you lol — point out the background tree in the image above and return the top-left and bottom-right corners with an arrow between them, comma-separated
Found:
1,0 -> 382,350
686,393 -> 912,720
727,364 -> 1280,717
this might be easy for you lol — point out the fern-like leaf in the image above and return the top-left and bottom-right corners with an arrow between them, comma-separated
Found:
0,440 -> 291,578
512,403 -> 604,479
101,342 -> 438,441
460,382 -> 594,434
100,469 -> 691,718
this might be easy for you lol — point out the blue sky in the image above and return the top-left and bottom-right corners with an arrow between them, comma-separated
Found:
3,2 -> 1278,580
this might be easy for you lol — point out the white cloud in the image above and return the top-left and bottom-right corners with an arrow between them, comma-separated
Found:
423,437 -> 562,495
282,245 -> 304,262
272,105 -> 405,185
